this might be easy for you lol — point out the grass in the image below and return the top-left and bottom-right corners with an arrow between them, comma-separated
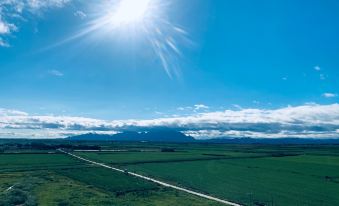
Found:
2,142 -> 339,205
0,153 -> 82,172
55,166 -> 157,194
0,170 -> 223,206
0,152 -> 224,206
74,151 -> 217,165
34,172 -> 222,206
125,154 -> 339,206
37,174 -> 223,206
0,172 -> 41,206
74,149 -> 269,166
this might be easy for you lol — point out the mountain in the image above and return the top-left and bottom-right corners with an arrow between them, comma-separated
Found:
67,132 -> 339,144
67,130 -> 195,142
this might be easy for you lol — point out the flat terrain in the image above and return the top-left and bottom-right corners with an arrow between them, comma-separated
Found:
1,141 -> 339,205
126,155 -> 339,206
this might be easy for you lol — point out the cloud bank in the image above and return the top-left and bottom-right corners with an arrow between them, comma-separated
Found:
1,104 -> 339,139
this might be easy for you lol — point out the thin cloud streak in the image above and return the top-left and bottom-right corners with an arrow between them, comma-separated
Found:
323,93 -> 338,98
48,69 -> 64,77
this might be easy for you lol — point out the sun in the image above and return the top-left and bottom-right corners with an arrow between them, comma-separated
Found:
61,0 -> 188,78
112,0 -> 153,25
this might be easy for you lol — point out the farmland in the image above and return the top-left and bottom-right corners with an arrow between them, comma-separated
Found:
1,141 -> 339,205
126,155 -> 339,205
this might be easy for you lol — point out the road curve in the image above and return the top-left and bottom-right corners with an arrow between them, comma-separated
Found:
58,149 -> 242,206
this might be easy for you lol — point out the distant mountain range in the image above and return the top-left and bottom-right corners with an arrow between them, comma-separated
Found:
67,130 -> 339,144
67,130 -> 195,142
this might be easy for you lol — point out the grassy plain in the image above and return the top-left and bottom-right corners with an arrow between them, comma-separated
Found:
75,144 -> 339,206
0,148 -> 223,206
1,141 -> 339,205
0,153 -> 81,172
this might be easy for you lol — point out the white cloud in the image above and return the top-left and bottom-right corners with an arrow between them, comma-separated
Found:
177,106 -> 193,111
1,104 -> 339,139
48,69 -> 64,77
323,93 -> 338,98
25,0 -> 70,11
0,37 -> 9,47
0,108 -> 28,116
194,104 -> 209,111
252,100 -> 260,104
0,0 -> 71,45
0,20 -> 11,34
314,66 -> 321,71
0,128 -> 117,139
185,130 -> 339,139
74,10 -> 86,19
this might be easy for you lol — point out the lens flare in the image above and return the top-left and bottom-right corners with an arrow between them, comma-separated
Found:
113,0 -> 152,25
58,0 -> 190,78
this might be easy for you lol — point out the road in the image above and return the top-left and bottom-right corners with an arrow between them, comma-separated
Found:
5,184 -> 16,192
58,149 -> 242,206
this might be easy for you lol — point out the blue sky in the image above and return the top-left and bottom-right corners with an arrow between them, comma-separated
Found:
0,0 -> 339,138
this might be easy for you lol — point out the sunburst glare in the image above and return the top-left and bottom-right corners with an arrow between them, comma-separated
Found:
113,0 -> 152,25
61,0 -> 189,78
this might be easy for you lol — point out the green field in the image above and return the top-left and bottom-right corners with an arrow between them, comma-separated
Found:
1,142 -> 339,205
75,144 -> 339,206
0,148 -> 222,205
57,167 -> 157,193
125,155 -> 339,205
0,153 -> 82,172
73,145 -> 274,166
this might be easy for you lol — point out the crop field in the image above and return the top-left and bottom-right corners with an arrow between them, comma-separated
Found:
125,155 -> 339,206
0,153 -> 84,172
56,167 -> 157,193
73,144 -> 276,166
1,142 -> 339,205
74,151 -> 232,165
0,147 -> 222,206
75,144 -> 339,206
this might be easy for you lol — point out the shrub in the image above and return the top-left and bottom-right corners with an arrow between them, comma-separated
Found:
57,200 -> 70,206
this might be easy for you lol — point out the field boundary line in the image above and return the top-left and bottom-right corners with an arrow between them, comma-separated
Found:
58,149 -> 242,206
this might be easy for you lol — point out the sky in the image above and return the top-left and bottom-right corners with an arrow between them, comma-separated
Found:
0,0 -> 339,139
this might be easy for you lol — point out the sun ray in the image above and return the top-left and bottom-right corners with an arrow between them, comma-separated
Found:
54,0 -> 189,78
112,0 -> 152,25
